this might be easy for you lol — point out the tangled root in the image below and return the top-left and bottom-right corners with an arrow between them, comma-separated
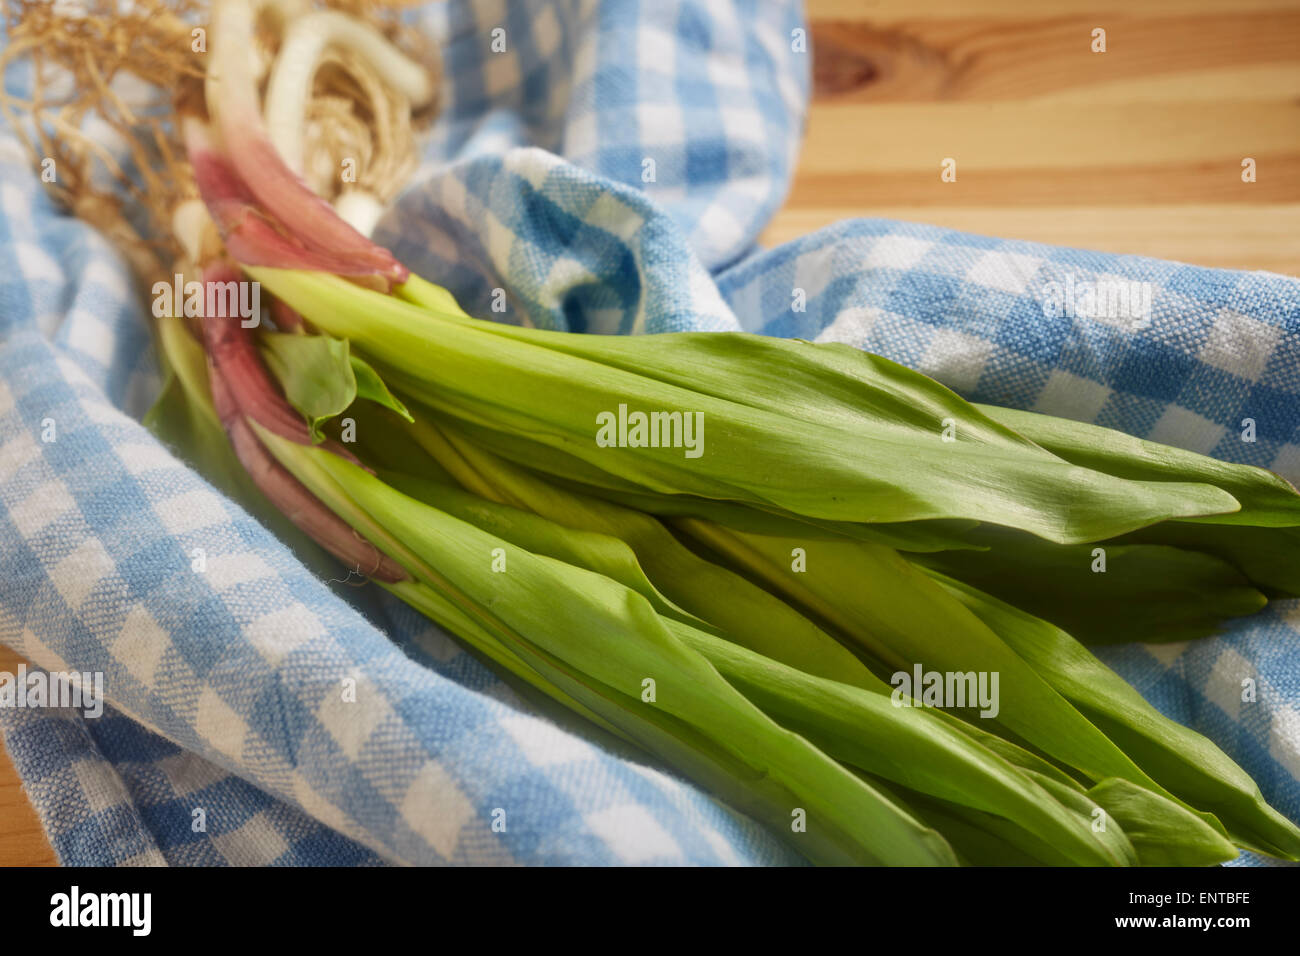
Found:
0,0 -> 439,284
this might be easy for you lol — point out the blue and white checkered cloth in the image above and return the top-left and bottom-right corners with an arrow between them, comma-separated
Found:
1,0 -> 1296,866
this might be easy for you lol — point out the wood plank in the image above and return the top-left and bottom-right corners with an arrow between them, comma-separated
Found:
1025,64 -> 1300,106
809,0 -> 1300,23
793,101 -> 1299,176
782,153 -> 1299,207
809,12 -> 1300,102
760,205 -> 1300,276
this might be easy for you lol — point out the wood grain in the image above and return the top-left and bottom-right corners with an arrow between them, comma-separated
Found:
808,13 -> 1300,102
0,646 -> 59,866
763,0 -> 1300,275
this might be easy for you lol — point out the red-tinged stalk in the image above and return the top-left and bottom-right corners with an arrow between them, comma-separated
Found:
199,264 -> 315,445
199,261 -> 401,580
207,365 -> 406,583
271,298 -> 306,333
185,119 -> 391,283
203,0 -> 407,285
200,262 -> 362,462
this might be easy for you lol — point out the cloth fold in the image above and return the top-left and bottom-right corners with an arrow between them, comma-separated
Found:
1,0 -> 1296,866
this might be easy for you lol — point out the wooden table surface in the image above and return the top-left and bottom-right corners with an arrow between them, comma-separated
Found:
2,0 -> 1297,867
761,0 -> 1300,275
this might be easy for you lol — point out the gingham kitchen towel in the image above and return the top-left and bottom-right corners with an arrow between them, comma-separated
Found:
1,0 -> 1296,866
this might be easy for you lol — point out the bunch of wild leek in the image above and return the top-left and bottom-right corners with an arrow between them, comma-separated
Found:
26,0 -> 1300,865
172,265 -> 1300,868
